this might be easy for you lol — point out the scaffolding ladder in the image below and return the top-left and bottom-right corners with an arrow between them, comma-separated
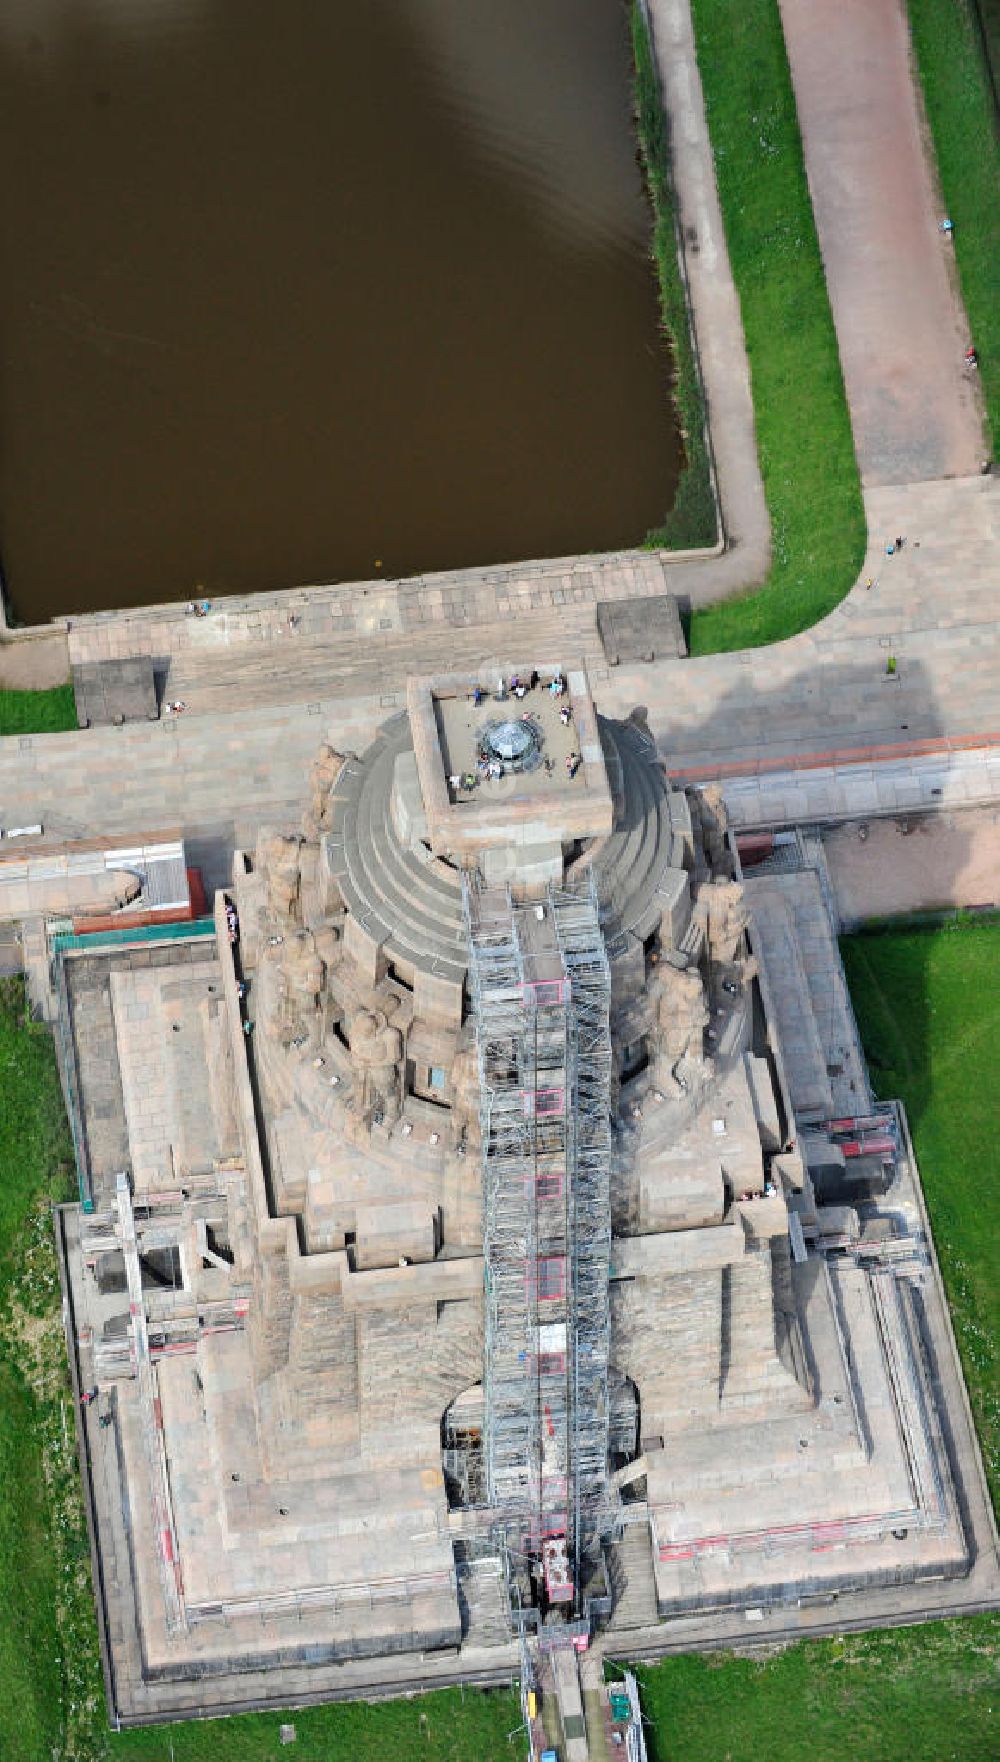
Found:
466,872 -> 613,1619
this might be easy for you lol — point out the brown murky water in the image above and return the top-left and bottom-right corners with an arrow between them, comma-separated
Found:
0,0 -> 679,623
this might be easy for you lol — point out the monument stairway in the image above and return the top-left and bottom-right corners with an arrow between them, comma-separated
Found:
162,605 -> 604,716
608,1522 -> 659,1630
591,718 -> 681,945
328,716 -> 468,987
455,1549 -> 512,1646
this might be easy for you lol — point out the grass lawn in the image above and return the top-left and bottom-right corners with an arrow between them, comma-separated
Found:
840,918 -> 1000,1511
0,977 -> 87,1762
908,0 -> 1000,460
0,682 -> 77,737
682,0 -> 866,653
0,1363 -> 65,1762
108,1691 -> 523,1762
636,1615 -> 999,1762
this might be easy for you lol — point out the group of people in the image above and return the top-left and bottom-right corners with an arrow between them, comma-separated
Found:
470,670 -> 567,707
445,671 -> 580,798
225,900 -> 239,944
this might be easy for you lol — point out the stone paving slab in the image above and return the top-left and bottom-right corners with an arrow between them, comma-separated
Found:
73,657 -> 158,727
597,594 -> 686,664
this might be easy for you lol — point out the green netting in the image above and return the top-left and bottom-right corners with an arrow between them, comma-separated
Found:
51,915 -> 216,954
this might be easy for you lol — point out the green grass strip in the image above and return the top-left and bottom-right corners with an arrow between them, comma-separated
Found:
631,3 -> 716,550
0,978 -> 87,1761
840,918 -> 1000,1514
683,0 -> 865,653
0,682 -> 77,736
0,1366 -> 65,1762
908,0 -> 1000,459
109,1690 -> 523,1762
635,1614 -> 999,1762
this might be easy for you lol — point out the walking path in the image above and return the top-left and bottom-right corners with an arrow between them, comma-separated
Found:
778,0 -> 984,487
0,0 -> 995,853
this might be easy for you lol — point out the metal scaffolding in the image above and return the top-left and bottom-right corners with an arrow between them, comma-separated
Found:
465,871 -> 614,1621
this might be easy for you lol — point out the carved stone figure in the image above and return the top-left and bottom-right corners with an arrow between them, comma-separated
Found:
303,742 -> 346,838
652,963 -> 709,1063
648,961 -> 710,1098
257,832 -> 303,920
347,1010 -> 403,1126
281,929 -> 325,1008
705,878 -> 748,965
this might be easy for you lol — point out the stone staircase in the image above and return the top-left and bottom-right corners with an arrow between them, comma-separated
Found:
162,605 -> 603,717
328,715 -> 468,988
609,1521 -> 659,1630
744,877 -> 833,1122
587,717 -> 693,953
455,1549 -> 511,1646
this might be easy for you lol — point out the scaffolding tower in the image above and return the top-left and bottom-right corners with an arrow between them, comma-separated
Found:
465,871 -> 614,1621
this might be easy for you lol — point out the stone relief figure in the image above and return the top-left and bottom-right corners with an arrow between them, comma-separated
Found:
694,782 -> 732,876
256,944 -> 298,1047
347,1010 -> 403,1126
255,929 -> 326,1049
650,961 -> 710,1097
257,832 -> 303,921
705,878 -> 748,965
282,929 -> 325,1009
312,922 -> 344,975
302,742 -> 347,839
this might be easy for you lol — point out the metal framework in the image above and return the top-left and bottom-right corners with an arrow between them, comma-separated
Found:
465,871 -> 614,1619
